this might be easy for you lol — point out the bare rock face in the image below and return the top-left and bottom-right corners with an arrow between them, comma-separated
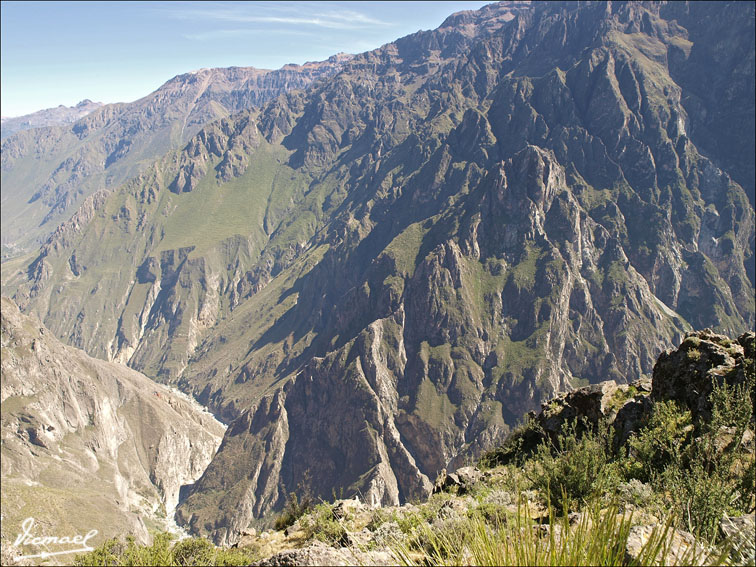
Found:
625,524 -> 709,565
178,315 -> 432,546
0,297 -> 225,551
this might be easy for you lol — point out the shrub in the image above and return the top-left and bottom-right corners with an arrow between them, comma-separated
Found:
394,508 -> 426,535
74,533 -> 175,567
622,374 -> 755,541
665,375 -> 755,540
273,472 -> 315,531
408,516 -> 478,561
663,461 -> 734,542
172,538 -> 216,566
172,538 -> 254,566
623,400 -> 693,483
470,501 -> 509,528
737,458 -> 755,514
687,348 -> 702,361
75,538 -> 129,567
683,336 -> 702,348
365,507 -> 393,531
616,479 -> 655,508
479,415 -> 544,468
300,503 -> 348,546
526,418 -> 615,511
274,491 -> 312,531
74,534 -> 256,566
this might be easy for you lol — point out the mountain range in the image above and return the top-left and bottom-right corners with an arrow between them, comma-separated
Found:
1,100 -> 104,139
1,0 -> 754,548
0,54 -> 352,258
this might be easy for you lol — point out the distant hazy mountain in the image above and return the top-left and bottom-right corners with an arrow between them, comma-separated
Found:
0,99 -> 104,139
2,0 -> 753,547
0,54 -> 352,258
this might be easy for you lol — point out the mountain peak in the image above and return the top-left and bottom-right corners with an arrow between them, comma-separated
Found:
0,99 -> 104,139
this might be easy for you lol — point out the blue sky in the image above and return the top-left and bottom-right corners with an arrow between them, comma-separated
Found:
1,1 -> 491,117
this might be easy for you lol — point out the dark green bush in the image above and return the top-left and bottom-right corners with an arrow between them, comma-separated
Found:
669,375 -> 755,540
172,538 -> 216,566
274,491 -> 313,531
623,400 -> 693,483
479,415 -> 544,468
75,533 -> 174,566
470,501 -> 509,528
527,419 -> 615,511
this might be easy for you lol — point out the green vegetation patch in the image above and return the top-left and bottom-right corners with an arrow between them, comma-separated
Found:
383,221 -> 430,276
75,533 -> 258,566
156,143 -> 310,256
414,376 -> 458,430
508,243 -> 545,291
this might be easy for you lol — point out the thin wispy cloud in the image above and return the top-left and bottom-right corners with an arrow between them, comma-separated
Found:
162,3 -> 391,30
184,28 -> 318,42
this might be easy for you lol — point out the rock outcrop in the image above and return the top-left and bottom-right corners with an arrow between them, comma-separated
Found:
652,329 -> 755,421
257,540 -> 394,567
63,329 -> 756,566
